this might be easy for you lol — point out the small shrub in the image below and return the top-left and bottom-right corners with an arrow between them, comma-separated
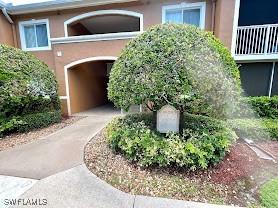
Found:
260,177 -> 278,208
248,96 -> 278,119
227,118 -> 278,140
0,110 -> 61,137
105,113 -> 237,169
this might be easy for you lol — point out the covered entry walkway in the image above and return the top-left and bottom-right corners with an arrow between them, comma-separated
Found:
65,57 -> 118,115
73,103 -> 121,117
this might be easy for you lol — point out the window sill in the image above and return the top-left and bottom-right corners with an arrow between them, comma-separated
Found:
22,47 -> 52,52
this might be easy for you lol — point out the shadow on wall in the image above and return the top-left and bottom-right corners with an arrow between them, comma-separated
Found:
68,60 -> 114,114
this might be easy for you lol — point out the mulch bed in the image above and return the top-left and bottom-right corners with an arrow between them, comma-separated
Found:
84,130 -> 278,207
0,116 -> 84,151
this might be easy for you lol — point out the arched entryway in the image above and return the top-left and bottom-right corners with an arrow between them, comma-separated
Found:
64,56 -> 118,115
64,10 -> 143,37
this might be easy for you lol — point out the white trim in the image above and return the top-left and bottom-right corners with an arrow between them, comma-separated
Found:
18,18 -> 51,51
235,54 -> 278,62
51,31 -> 141,45
59,96 -> 68,100
162,2 -> 206,29
64,9 -> 143,37
268,62 -> 275,97
64,56 -> 118,115
231,0 -> 240,56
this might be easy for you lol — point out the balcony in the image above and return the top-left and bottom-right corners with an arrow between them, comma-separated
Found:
235,24 -> 278,61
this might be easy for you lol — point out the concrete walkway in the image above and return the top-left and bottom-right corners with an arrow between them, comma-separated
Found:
0,115 -> 114,179
9,165 -> 237,208
0,107 -> 242,208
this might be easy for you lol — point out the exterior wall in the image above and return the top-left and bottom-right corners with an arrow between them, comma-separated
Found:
13,0 -> 213,39
10,0 -> 224,114
68,61 -> 108,114
214,0 -> 236,49
54,39 -> 128,97
13,0 -> 213,65
0,13 -> 14,46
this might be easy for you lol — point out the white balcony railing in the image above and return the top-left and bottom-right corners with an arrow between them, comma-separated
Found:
235,24 -> 278,56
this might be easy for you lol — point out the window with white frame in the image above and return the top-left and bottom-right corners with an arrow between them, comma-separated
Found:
19,19 -> 51,51
162,2 -> 206,29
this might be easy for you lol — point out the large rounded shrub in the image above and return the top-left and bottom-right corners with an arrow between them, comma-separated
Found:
0,44 -> 61,136
108,24 -> 242,118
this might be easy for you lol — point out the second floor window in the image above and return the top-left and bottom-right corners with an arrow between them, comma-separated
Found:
162,2 -> 206,29
19,19 -> 51,51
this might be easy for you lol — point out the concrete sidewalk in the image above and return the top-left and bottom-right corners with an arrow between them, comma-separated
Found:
7,165 -> 238,208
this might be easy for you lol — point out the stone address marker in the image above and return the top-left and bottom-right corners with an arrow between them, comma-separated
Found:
157,105 -> 180,133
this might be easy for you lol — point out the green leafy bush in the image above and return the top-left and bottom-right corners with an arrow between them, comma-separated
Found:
108,24 -> 242,118
0,110 -> 61,136
0,44 -> 61,136
248,96 -> 278,119
260,177 -> 278,208
105,113 -> 237,169
227,118 -> 278,140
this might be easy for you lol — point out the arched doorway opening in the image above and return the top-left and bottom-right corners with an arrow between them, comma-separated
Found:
64,56 -> 118,115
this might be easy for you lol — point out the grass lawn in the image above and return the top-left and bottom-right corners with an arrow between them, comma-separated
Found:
228,118 -> 278,140
84,130 -> 278,207
260,177 -> 278,208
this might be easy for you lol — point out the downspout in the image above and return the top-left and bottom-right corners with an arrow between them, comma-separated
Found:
1,7 -> 18,47
1,7 -> 13,23
211,0 -> 217,34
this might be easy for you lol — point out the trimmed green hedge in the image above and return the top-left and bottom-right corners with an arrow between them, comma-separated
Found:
0,44 -> 60,118
108,24 -> 242,118
106,113 -> 237,169
0,44 -> 61,137
228,118 -> 278,140
0,110 -> 61,137
248,96 -> 278,119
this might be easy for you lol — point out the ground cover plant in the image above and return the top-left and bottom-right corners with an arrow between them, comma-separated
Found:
106,113 -> 237,169
260,177 -> 278,208
0,44 -> 61,137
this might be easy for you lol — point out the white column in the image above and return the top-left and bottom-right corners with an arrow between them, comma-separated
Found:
268,62 -> 275,97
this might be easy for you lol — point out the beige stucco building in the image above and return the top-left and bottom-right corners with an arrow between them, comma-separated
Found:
0,0 -> 277,115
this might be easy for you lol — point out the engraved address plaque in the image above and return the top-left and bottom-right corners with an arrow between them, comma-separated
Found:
156,105 -> 180,133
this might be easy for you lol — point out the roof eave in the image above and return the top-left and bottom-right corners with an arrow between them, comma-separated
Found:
6,0 -> 139,15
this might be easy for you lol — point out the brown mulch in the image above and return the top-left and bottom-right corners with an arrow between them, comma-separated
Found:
207,142 -> 276,184
84,130 -> 278,206
0,116 -> 84,151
